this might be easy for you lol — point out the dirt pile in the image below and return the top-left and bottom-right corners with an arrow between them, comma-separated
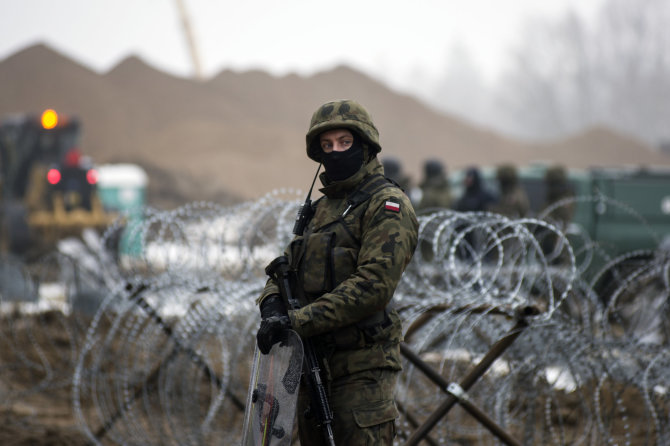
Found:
2,43 -> 669,207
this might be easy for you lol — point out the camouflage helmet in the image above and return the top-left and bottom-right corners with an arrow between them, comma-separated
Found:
382,157 -> 402,178
306,100 -> 381,162
496,164 -> 518,182
545,165 -> 568,184
424,159 -> 445,178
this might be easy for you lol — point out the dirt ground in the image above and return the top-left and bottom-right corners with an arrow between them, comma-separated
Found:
0,307 -> 252,446
1,309 -> 666,445
0,310 -> 89,445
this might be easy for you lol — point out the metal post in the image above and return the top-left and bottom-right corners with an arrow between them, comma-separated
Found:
402,310 -> 533,446
445,383 -> 521,446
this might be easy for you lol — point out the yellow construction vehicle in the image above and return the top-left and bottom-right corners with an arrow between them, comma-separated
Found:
0,109 -> 114,257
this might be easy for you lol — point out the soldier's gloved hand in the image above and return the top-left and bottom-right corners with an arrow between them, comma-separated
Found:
256,295 -> 290,355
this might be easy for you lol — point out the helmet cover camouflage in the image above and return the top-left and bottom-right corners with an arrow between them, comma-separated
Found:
306,100 -> 381,162
545,165 -> 568,184
496,164 -> 518,182
424,159 -> 445,178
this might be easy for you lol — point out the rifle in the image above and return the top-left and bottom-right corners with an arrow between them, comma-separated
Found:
265,254 -> 336,446
265,162 -> 335,445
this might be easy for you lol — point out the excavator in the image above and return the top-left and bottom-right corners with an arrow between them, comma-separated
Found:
0,109 -> 114,257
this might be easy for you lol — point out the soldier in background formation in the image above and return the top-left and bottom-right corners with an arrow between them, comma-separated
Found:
379,159 -> 572,224
542,165 -> 575,226
539,165 -> 575,264
412,159 -> 452,261
489,164 -> 530,218
417,159 -> 452,211
454,166 -> 497,213
381,156 -> 411,192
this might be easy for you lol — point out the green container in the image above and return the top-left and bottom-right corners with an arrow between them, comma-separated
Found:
97,164 -> 148,257
585,167 -> 670,254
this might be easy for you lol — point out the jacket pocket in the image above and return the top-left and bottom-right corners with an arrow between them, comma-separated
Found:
352,399 -> 399,428
331,246 -> 358,288
360,309 -> 403,345
287,236 -> 304,269
302,232 -> 335,295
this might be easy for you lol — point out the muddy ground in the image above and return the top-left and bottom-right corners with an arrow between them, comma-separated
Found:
0,309 -> 665,445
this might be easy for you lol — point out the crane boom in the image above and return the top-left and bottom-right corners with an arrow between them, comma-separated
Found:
174,0 -> 204,80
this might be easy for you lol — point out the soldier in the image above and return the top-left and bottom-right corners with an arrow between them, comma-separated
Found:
454,166 -> 497,212
539,165 -> 575,264
453,167 -> 497,261
255,100 -> 419,445
489,164 -> 530,218
381,156 -> 411,193
417,158 -> 452,211
542,165 -> 574,226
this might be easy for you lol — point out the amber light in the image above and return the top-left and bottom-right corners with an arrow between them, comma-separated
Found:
41,109 -> 58,129
47,168 -> 61,185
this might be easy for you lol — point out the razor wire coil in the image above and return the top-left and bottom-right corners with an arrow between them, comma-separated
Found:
1,191 -> 670,444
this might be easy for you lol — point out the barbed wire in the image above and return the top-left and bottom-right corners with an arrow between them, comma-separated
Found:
0,192 -> 669,445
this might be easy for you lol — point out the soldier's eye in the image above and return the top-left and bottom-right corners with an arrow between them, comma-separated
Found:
321,141 -> 333,151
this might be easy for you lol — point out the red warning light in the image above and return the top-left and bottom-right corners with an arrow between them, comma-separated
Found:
86,169 -> 98,185
47,168 -> 61,185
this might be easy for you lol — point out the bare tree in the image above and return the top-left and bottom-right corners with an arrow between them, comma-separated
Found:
596,0 -> 670,145
428,43 -> 493,129
494,0 -> 670,146
494,13 -> 593,140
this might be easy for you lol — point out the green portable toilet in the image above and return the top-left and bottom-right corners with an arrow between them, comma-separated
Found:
97,164 -> 148,257
97,164 -> 147,212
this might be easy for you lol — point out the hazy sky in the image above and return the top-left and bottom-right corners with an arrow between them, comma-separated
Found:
1,0 -> 605,91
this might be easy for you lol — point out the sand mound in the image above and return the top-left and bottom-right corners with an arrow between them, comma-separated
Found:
2,43 -> 669,206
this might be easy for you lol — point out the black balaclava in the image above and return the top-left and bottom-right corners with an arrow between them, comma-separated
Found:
321,132 -> 365,181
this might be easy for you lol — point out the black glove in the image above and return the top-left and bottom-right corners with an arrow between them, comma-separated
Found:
256,295 -> 290,355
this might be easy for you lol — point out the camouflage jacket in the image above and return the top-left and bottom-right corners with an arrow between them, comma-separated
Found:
259,158 -> 418,378
418,176 -> 452,210
489,186 -> 530,218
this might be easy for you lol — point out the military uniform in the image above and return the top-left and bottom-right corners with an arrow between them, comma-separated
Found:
417,159 -> 452,211
542,165 -> 574,226
454,167 -> 497,212
382,157 -> 412,193
489,164 -> 530,218
257,100 -> 419,445
540,165 -> 575,264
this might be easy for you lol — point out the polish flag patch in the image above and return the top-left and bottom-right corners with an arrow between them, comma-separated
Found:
384,201 -> 400,212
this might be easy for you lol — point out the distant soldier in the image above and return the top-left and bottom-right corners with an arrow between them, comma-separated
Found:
489,164 -> 530,218
381,156 -> 411,192
539,165 -> 575,264
417,159 -> 452,211
415,159 -> 452,261
454,166 -> 497,212
541,165 -> 574,227
453,167 -> 497,261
